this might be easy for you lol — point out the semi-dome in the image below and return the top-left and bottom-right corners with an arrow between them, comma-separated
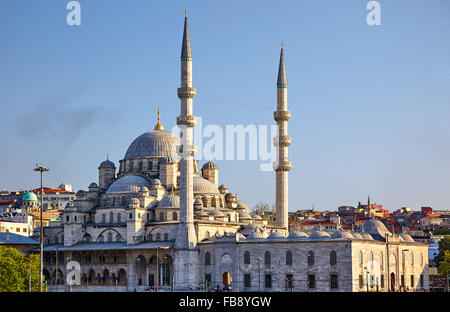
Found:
124,130 -> 180,160
240,222 -> 264,236
202,160 -> 218,170
105,175 -> 152,194
362,219 -> 391,238
157,194 -> 180,209
352,232 -> 364,239
288,230 -> 309,239
309,231 -> 331,240
193,177 -> 220,195
22,192 -> 37,201
399,233 -> 414,242
331,230 -> 354,240
99,159 -> 115,169
267,230 -> 287,239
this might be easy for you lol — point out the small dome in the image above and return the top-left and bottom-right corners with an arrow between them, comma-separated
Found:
362,219 -> 390,237
267,230 -> 287,239
239,211 -> 252,220
253,215 -> 262,220
202,160 -> 218,170
99,159 -> 116,169
248,231 -> 268,239
331,231 -> 354,240
399,233 -> 414,242
352,232 -> 364,239
151,179 -> 161,186
218,184 -> 228,190
309,231 -> 331,240
361,233 -> 374,240
22,192 -> 37,201
236,201 -> 249,211
194,198 -> 204,208
195,210 -> 208,217
140,186 -> 149,193
193,177 -> 220,195
157,195 -> 180,209
106,175 -> 152,194
209,208 -> 224,217
240,222 -> 264,235
288,230 -> 309,239
89,182 -> 98,188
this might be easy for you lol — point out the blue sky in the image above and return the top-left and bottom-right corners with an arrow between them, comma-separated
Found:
0,0 -> 449,212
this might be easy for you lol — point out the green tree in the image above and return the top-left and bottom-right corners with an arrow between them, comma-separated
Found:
0,246 -> 41,292
438,250 -> 450,276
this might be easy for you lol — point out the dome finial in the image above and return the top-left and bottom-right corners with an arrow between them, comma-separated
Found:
106,153 -> 109,161
154,106 -> 164,130
170,185 -> 174,195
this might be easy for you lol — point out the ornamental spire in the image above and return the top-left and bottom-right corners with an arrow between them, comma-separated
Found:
181,8 -> 192,59
277,41 -> 287,86
154,106 -> 164,130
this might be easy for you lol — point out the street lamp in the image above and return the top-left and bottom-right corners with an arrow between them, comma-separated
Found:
33,164 -> 49,292
257,257 -> 263,292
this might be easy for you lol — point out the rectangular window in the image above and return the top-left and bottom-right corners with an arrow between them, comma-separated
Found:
265,274 -> 272,288
308,274 -> 315,289
359,275 -> 364,289
401,275 -> 405,288
286,274 -> 293,289
23,228 -> 26,232
411,275 -> 414,288
244,274 -> 251,288
330,274 -> 338,289
381,275 -> 385,288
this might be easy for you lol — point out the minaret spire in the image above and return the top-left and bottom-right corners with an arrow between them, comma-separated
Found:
181,8 -> 192,59
274,42 -> 291,230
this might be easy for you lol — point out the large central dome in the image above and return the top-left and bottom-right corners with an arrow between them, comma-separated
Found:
124,129 -> 180,160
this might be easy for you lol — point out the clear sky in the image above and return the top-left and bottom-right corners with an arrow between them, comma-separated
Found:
0,0 -> 449,212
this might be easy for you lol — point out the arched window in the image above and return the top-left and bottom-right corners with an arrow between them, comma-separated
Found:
159,212 -> 165,221
138,161 -> 143,171
156,233 -> 161,241
116,234 -> 123,242
110,212 -> 114,223
244,251 -> 250,265
265,251 -> 271,266
163,233 -> 168,241
380,252 -> 384,270
286,250 -> 293,266
359,251 -> 363,265
117,213 -> 121,223
107,232 -> 113,242
148,234 -> 153,241
330,251 -> 337,265
308,251 -> 314,266
411,252 -> 414,265
370,251 -> 374,266
173,212 -> 177,221
205,252 -> 211,266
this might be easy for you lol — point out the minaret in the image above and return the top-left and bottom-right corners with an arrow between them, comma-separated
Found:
174,9 -> 199,289
274,41 -> 291,230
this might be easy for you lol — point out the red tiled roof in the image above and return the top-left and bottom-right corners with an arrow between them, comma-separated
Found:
299,221 -> 336,226
31,187 -> 71,194
0,200 -> 13,203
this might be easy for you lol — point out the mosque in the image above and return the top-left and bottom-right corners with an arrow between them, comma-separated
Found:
40,12 -> 429,292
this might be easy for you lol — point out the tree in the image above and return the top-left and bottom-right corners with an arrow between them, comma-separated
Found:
0,246 -> 41,292
438,250 -> 450,276
252,202 -> 271,216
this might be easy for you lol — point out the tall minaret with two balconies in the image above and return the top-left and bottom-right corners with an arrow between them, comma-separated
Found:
274,42 -> 291,230
173,9 -> 200,289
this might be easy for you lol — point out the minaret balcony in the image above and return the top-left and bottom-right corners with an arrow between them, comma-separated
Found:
275,160 -> 292,172
177,87 -> 196,99
274,110 -> 291,122
177,115 -> 196,127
